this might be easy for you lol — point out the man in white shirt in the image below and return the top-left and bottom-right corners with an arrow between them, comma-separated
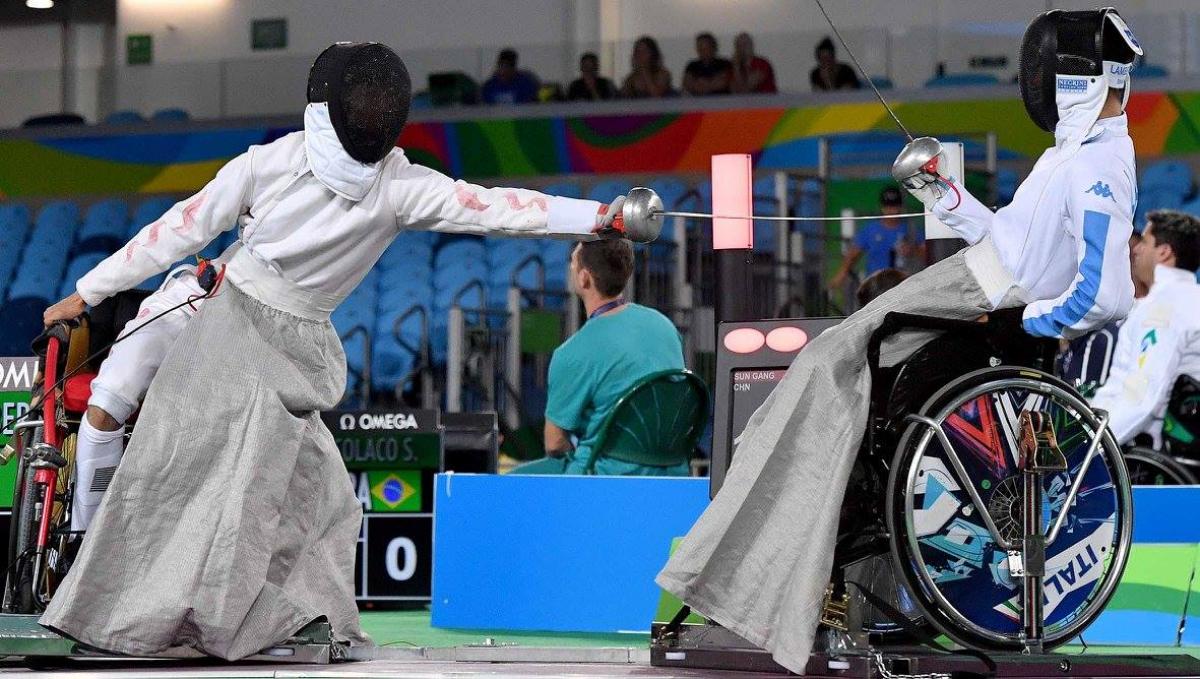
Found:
38,42 -> 641,659
1091,210 -> 1200,448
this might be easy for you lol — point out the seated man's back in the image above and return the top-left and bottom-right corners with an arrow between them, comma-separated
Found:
544,240 -> 686,475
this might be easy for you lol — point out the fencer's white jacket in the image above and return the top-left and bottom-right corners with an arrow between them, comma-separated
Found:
1090,265 -> 1200,446
932,114 -> 1137,340
75,129 -> 602,309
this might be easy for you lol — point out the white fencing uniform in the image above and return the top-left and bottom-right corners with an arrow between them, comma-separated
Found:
1091,265 -> 1200,446
44,104 -> 607,660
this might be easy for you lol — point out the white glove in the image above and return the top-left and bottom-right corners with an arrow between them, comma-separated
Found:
891,137 -> 961,211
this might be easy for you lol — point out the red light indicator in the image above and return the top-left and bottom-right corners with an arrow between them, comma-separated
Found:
766,326 -> 808,353
723,328 -> 765,354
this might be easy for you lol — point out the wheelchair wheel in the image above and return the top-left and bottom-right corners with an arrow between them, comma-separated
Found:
887,367 -> 1132,652
1124,447 -> 1196,485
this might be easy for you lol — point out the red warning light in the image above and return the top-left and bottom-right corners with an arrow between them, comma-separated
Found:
766,326 -> 808,353
723,328 -> 765,354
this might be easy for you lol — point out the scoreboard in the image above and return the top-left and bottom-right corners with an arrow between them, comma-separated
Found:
322,408 -> 441,605
711,319 -> 843,498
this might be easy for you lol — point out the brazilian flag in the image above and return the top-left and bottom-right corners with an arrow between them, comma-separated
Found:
369,470 -> 421,512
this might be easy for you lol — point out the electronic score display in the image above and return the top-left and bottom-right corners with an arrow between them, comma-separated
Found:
729,368 -> 788,444
711,318 -> 844,498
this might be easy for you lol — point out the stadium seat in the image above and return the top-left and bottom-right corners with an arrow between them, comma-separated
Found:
647,178 -> 690,214
924,73 -> 999,88
130,197 -> 178,237
151,108 -> 190,122
542,181 -> 583,199
1136,63 -> 1168,79
105,110 -> 145,125
76,199 -> 130,254
0,204 -> 32,298
1136,186 -> 1185,228
588,180 -> 634,203
996,169 -> 1019,207
0,297 -> 48,355
870,76 -> 894,89
1140,160 -> 1192,196
58,253 -> 107,299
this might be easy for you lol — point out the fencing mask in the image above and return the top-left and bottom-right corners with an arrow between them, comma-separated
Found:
1019,8 -> 1142,142
307,42 -> 412,164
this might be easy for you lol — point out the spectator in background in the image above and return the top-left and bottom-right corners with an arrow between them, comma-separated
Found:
568,52 -> 616,101
620,36 -> 673,99
517,240 -> 687,475
482,48 -> 539,104
830,186 -> 923,291
856,268 -> 908,308
730,32 -> 777,94
810,36 -> 861,91
683,32 -> 732,96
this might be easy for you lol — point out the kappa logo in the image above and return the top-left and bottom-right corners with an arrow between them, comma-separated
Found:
1085,182 -> 1115,200
1056,77 -> 1087,93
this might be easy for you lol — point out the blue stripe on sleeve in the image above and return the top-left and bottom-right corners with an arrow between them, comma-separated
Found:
1023,210 -> 1111,337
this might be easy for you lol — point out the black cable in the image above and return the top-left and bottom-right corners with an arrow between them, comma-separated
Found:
7,269 -> 225,432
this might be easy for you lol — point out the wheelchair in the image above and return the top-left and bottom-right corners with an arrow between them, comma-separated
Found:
1,291 -> 148,614
826,308 -> 1131,655
1120,375 -> 1200,486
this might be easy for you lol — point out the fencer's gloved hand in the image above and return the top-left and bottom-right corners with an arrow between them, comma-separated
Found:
593,195 -> 627,237
891,136 -> 961,211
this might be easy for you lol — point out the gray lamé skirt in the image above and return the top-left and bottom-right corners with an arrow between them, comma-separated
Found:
41,282 -> 367,660
657,242 -> 1019,674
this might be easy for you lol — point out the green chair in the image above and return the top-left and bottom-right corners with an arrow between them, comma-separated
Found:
582,369 -> 709,475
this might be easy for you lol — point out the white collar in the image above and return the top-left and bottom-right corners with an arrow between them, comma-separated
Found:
303,102 -> 386,202
1152,264 -> 1199,289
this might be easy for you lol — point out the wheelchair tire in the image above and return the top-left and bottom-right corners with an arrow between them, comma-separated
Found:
1124,447 -> 1196,485
886,367 -> 1132,652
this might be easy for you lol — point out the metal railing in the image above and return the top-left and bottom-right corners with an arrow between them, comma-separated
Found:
338,325 -> 372,408
392,304 -> 436,409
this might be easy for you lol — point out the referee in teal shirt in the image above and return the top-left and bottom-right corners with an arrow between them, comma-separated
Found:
534,239 -> 687,475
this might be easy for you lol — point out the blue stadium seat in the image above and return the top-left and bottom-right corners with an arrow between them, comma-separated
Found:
870,76 -> 894,89
647,178 -> 690,213
76,198 -> 130,254
130,197 -> 177,237
1140,160 -> 1192,196
542,181 -> 583,199
105,110 -> 145,125
1136,63 -> 1168,79
588,180 -> 633,203
0,297 -> 47,355
33,201 -> 80,246
0,204 -> 32,298
58,253 -> 107,299
1136,186 -> 1185,228
996,169 -> 1019,207
924,73 -> 999,88
151,108 -> 190,122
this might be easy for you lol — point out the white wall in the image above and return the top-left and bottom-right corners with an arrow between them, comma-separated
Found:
0,23 -> 106,128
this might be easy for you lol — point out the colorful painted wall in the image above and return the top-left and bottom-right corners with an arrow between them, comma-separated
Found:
1,90 -> 1197,199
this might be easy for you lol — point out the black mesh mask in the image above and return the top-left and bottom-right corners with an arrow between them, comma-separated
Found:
307,42 -> 412,164
1019,8 -> 1141,133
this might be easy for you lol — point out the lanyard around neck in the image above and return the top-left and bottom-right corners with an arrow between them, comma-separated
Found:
588,298 -> 626,321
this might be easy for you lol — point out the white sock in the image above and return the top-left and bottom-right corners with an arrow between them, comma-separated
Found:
70,416 -> 125,533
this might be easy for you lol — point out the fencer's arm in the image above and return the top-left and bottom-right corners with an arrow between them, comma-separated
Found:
75,151 -> 252,306
931,184 -> 992,245
1022,166 -> 1136,340
1090,318 -> 1185,444
393,166 -> 604,239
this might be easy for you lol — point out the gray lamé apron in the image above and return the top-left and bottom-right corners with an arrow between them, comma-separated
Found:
657,236 -> 1021,674
42,249 -> 368,660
